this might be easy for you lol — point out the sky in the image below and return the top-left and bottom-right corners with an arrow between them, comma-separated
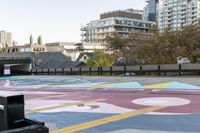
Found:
0,0 -> 146,44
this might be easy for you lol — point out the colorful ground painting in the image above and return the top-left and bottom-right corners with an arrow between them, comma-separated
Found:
0,76 -> 200,133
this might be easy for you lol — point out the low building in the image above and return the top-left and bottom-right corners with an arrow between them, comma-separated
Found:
76,52 -> 93,63
45,42 -> 64,52
0,41 -> 106,62
0,43 -> 47,53
45,42 -> 106,61
0,34 -> 46,53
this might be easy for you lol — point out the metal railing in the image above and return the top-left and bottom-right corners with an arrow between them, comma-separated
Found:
31,64 -> 200,76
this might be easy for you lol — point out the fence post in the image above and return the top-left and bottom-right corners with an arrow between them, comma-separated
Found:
110,66 -> 112,76
89,67 -> 92,76
179,64 -> 182,76
42,68 -> 44,75
55,69 -> 57,75
98,67 -> 100,76
158,65 -> 160,76
48,69 -> 49,75
36,69 -> 38,75
70,67 -> 72,75
62,68 -> 64,75
124,66 -> 127,76
101,67 -> 103,76
140,66 -> 142,76
79,67 -> 82,75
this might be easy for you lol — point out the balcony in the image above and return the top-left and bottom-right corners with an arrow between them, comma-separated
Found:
181,12 -> 186,15
180,15 -> 186,18
181,19 -> 186,23
80,33 -> 87,36
192,5 -> 197,9
81,38 -> 88,42
192,19 -> 197,22
192,9 -> 197,13
80,27 -> 87,31
181,6 -> 186,10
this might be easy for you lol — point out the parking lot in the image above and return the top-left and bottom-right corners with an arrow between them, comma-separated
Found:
0,76 -> 200,133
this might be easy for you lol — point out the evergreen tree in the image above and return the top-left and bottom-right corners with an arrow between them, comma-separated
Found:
30,34 -> 33,44
37,35 -> 42,45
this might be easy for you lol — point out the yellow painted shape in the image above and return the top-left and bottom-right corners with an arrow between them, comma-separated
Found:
144,82 -> 173,89
50,106 -> 165,133
26,98 -> 105,114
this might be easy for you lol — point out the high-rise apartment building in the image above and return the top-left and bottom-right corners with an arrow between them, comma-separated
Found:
81,9 -> 155,43
159,0 -> 200,31
144,0 -> 159,22
0,31 -> 13,47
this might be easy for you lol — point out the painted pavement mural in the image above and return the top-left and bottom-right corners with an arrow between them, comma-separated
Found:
0,76 -> 200,133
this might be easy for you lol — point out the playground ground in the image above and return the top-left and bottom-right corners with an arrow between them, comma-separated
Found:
0,75 -> 200,133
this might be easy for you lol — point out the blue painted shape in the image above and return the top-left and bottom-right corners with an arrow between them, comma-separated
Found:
27,112 -> 114,130
28,112 -> 200,133
165,82 -> 200,90
80,114 -> 200,133
104,82 -> 142,89
10,76 -> 109,87
74,82 -> 107,87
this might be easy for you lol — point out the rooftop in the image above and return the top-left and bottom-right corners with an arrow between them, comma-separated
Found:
100,9 -> 143,20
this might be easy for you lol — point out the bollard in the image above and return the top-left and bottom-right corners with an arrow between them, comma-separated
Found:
0,91 -> 49,133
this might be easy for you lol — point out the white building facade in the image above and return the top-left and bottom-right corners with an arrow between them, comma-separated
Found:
0,31 -> 12,47
45,42 -> 106,61
81,9 -> 155,44
81,17 -> 155,43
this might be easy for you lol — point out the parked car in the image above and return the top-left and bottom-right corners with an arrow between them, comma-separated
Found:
177,57 -> 190,64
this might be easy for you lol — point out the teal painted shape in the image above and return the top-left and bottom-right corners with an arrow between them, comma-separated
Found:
0,77 -> 20,80
165,82 -> 200,90
0,77 -> 10,80
104,82 -> 142,89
